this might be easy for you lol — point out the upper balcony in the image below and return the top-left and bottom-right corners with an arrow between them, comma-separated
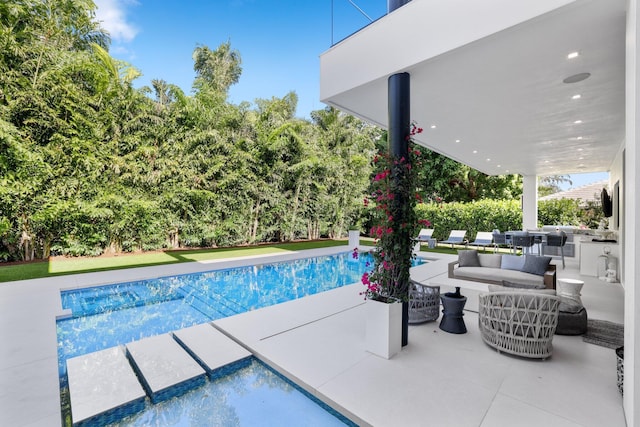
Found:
320,0 -> 626,177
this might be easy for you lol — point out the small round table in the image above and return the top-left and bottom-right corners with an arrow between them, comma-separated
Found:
557,278 -> 584,305
439,289 -> 467,334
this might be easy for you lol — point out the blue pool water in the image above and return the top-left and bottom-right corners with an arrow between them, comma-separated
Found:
57,252 -> 426,425
110,359 -> 355,427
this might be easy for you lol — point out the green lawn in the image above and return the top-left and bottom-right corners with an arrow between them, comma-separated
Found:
0,238 -> 505,283
0,240 -> 350,283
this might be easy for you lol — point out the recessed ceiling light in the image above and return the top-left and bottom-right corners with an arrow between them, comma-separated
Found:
572,94 -> 582,100
577,136 -> 583,140
472,150 -> 478,154
545,160 -> 550,163
567,51 -> 579,59
497,165 -> 501,168
577,148 -> 584,151
486,158 -> 491,162
505,170 -> 510,173
574,120 -> 583,124
579,157 -> 584,160
563,73 -> 591,84
430,125 -> 436,129
455,139 -> 460,143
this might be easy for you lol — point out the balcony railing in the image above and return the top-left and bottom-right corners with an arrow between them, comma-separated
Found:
330,0 -> 387,46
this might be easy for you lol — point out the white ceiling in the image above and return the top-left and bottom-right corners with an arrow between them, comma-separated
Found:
321,0 -> 626,177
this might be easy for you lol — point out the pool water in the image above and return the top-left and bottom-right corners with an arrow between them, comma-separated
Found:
57,252 -> 426,426
110,359 -> 356,427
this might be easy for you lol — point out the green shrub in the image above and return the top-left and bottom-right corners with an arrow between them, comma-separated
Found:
415,200 -> 521,240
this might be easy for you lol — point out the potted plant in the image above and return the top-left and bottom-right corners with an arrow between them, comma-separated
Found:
354,122 -> 431,358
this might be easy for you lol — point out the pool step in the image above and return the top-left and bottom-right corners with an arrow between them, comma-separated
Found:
173,323 -> 252,379
67,323 -> 252,426
126,333 -> 207,404
178,284 -> 242,319
67,346 -> 146,426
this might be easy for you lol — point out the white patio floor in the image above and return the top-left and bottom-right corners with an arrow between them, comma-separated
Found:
0,246 -> 625,426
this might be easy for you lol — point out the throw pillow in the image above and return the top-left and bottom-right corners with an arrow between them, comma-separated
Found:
458,250 -> 480,267
501,280 -> 545,290
521,255 -> 552,276
501,255 -> 525,271
478,254 -> 502,268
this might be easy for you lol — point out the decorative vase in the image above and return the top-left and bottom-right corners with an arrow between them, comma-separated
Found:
365,298 -> 402,359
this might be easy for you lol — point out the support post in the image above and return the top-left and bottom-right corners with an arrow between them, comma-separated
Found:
388,72 -> 411,346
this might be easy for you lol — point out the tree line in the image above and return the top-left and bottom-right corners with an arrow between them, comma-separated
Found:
0,0 -> 522,263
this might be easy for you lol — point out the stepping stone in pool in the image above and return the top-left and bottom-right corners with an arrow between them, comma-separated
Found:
173,323 -> 252,379
126,334 -> 206,403
67,346 -> 146,426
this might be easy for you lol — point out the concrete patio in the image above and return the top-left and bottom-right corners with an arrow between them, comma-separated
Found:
0,246 -> 626,426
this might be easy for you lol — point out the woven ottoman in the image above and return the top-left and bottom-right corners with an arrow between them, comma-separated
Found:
555,298 -> 588,335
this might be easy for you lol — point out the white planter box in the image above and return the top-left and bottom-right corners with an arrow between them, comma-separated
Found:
365,299 -> 402,359
348,230 -> 360,250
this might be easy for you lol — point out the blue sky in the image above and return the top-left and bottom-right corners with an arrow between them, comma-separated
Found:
95,0 -> 386,119
94,0 -> 607,189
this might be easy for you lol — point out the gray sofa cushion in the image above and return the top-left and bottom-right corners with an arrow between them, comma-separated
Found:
458,250 -> 480,267
501,280 -> 545,290
478,254 -> 502,268
454,266 -> 545,287
488,284 -> 556,295
521,255 -> 552,276
501,255 -> 525,271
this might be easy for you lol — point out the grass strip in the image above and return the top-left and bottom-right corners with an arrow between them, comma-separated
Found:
0,240 -> 348,283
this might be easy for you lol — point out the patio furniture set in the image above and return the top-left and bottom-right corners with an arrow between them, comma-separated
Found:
415,228 -> 570,269
409,247 -> 586,360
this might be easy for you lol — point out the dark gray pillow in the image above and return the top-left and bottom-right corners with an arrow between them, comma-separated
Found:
521,255 -> 552,276
458,250 -> 480,267
558,297 -> 584,313
501,280 -> 545,290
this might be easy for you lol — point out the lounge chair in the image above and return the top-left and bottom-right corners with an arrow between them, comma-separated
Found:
479,291 -> 560,359
468,231 -> 494,251
413,228 -> 435,251
439,230 -> 467,248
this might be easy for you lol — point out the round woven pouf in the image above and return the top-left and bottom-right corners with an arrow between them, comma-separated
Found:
557,278 -> 584,305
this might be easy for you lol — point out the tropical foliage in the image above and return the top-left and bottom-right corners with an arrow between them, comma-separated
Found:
0,1 -> 529,264
0,1 -> 377,262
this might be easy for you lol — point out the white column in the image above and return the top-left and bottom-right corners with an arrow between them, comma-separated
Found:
624,0 -> 639,424
521,175 -> 538,230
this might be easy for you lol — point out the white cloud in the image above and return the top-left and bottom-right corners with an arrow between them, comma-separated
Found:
95,0 -> 139,43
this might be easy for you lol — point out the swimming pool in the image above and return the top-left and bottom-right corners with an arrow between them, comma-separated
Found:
57,251 -> 426,426
57,252 -> 393,376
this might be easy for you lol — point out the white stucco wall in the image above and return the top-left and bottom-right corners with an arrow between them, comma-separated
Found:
624,0 -> 639,424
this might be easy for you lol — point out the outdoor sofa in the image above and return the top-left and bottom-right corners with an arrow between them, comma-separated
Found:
448,250 -> 556,289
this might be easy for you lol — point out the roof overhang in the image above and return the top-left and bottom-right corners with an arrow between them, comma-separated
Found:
320,0 -> 626,177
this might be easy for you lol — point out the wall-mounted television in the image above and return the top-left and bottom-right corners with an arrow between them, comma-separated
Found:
601,188 -> 613,218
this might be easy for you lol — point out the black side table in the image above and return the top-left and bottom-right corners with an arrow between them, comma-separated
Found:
439,287 -> 467,334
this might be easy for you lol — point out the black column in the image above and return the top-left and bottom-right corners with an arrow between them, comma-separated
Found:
388,0 -> 412,13
388,72 -> 410,347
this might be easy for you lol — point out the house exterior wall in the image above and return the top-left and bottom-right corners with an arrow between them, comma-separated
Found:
624,0 -> 639,424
